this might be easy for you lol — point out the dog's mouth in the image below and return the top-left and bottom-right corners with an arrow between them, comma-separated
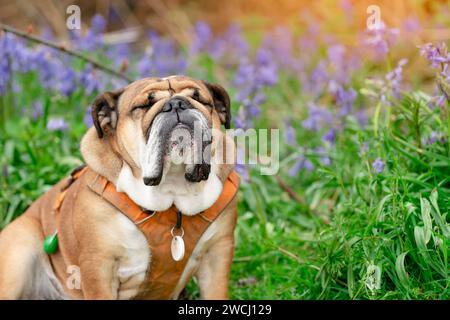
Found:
140,109 -> 212,186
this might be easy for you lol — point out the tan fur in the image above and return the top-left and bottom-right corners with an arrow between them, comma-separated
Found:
0,76 -> 237,300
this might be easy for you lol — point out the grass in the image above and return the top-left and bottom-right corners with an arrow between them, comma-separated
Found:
1,43 -> 450,300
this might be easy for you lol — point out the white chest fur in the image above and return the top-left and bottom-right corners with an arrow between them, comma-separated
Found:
116,163 -> 223,215
114,213 -> 150,300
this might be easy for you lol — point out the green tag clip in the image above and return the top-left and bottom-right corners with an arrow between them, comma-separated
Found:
43,231 -> 59,254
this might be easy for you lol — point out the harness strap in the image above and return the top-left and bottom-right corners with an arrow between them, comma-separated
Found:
53,166 -> 88,213
87,169 -> 239,299
52,165 -> 239,299
87,170 -> 240,226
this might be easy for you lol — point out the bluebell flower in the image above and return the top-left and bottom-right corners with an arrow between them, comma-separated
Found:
403,17 -> 421,33
31,101 -> 43,120
233,46 -> 277,129
334,86 -> 357,116
235,147 -> 250,182
302,102 -> 333,132
137,32 -> 187,78
363,21 -> 399,60
284,119 -> 297,146
71,14 -> 106,51
190,22 -> 248,64
372,158 -> 385,173
322,128 -> 336,144
314,147 -> 332,166
91,15 -> 107,34
359,142 -> 369,156
84,107 -> 93,128
288,155 -> 314,176
419,42 -> 450,106
385,58 -> 408,99
58,67 -> 77,97
47,118 -> 68,131
422,131 -> 439,145
79,65 -> 100,96
190,21 -> 213,56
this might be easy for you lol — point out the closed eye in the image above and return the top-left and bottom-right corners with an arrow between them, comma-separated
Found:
131,104 -> 152,112
192,89 -> 212,107
192,89 -> 201,102
131,93 -> 157,112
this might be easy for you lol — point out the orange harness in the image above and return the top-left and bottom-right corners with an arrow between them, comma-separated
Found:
53,166 -> 240,299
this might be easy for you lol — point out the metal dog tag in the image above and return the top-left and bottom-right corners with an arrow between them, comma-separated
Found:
171,235 -> 185,261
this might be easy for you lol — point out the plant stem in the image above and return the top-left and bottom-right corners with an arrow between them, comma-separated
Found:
0,23 -> 133,83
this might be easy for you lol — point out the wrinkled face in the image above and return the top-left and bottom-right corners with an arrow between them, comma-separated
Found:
91,76 -> 231,186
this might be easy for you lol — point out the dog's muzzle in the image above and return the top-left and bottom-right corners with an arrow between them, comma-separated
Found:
141,97 -> 212,186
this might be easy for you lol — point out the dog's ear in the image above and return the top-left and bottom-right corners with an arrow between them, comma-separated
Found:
203,82 -> 231,129
91,88 -> 124,138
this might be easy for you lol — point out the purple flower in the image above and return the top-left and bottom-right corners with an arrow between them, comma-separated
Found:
72,14 -> 106,51
234,106 -> 249,130
261,26 -> 302,72
190,22 -> 248,64
386,58 -> 408,98
322,128 -> 336,144
302,102 -> 333,132
372,58 -> 408,104
255,48 -> 278,86
47,118 -> 68,131
422,131 -> 439,145
372,158 -> 385,173
79,65 -> 100,95
419,43 -> 450,106
233,46 -> 278,129
288,155 -> 314,176
190,21 -> 213,56
235,147 -> 250,182
403,17 -> 421,33
137,32 -> 187,77
334,86 -> 357,116
359,142 -> 369,156
84,107 -> 93,128
314,147 -> 332,166
58,67 -> 77,96
306,60 -> 328,97
137,51 -> 152,76
91,15 -> 107,34
0,34 -> 16,94
419,43 -> 449,70
363,21 -> 399,60
0,53 -> 10,94
284,120 -> 297,146
31,101 -> 43,120
108,43 -> 130,67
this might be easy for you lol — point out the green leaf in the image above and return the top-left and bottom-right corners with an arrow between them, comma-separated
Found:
395,252 -> 409,289
420,198 -> 432,244
429,189 -> 450,239
373,102 -> 382,137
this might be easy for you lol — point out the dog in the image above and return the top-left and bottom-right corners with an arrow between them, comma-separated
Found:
0,75 -> 239,300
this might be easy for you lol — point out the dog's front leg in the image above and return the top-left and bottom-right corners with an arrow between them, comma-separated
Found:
195,234 -> 235,300
79,254 -> 120,300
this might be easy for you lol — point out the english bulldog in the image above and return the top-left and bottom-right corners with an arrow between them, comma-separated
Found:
0,75 -> 238,300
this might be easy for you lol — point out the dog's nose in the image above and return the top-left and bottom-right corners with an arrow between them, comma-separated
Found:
162,97 -> 191,113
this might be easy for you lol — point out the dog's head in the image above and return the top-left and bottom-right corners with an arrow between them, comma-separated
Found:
88,75 -> 231,187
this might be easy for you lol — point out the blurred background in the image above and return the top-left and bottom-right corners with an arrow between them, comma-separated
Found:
1,0 -> 450,42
